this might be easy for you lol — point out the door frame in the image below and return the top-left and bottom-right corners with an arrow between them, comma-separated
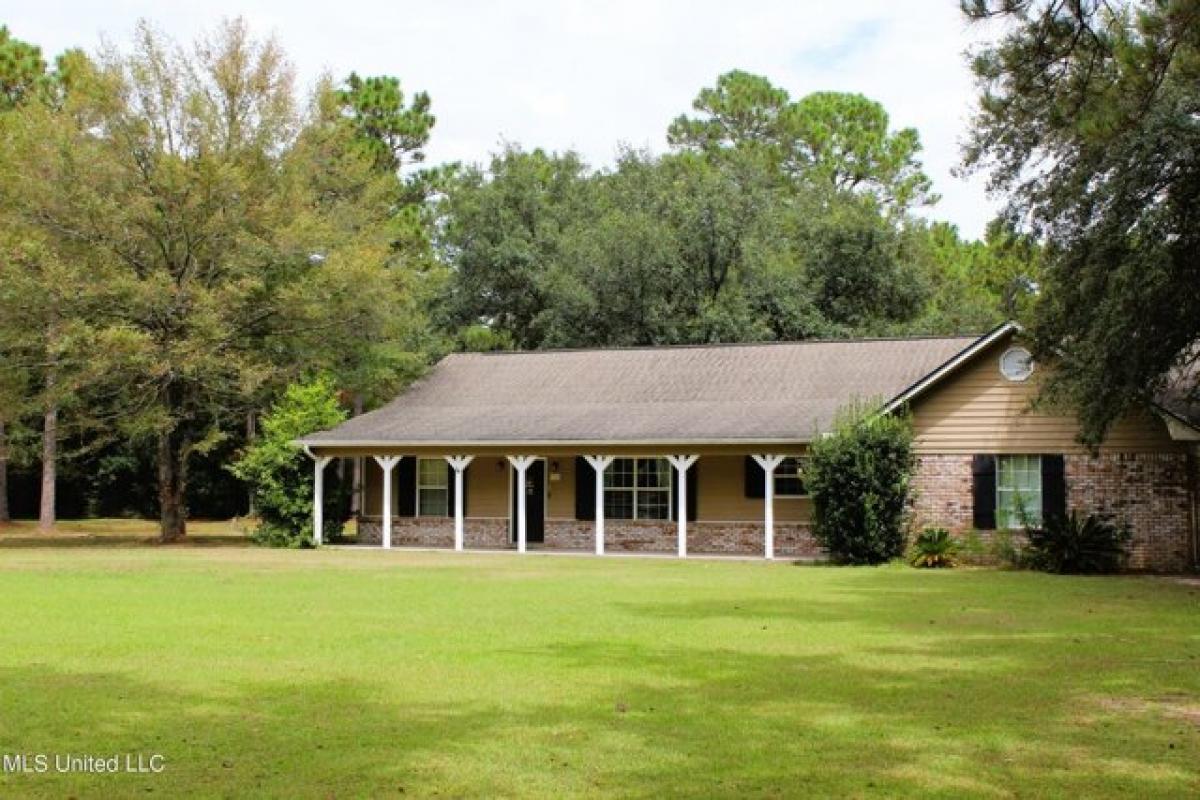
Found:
507,457 -> 548,543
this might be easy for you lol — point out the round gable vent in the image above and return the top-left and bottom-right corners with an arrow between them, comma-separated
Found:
999,346 -> 1034,382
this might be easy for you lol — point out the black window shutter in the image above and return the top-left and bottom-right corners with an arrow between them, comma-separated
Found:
971,454 -> 996,530
1041,454 -> 1066,525
671,467 -> 678,521
461,461 -> 469,517
445,462 -> 455,518
744,456 -> 765,499
575,456 -> 595,521
396,457 -> 417,517
687,462 -> 698,522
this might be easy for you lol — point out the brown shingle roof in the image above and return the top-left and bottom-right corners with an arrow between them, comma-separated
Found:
304,335 -> 983,446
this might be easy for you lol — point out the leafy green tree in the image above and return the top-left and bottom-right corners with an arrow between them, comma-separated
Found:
438,146 -> 591,348
962,0 -> 1200,442
0,31 -> 97,530
800,194 -> 930,331
229,377 -> 347,546
667,70 -> 790,161
806,401 -> 915,565
0,19 -> 429,540
0,26 -> 48,109
670,71 -> 936,213
782,92 -> 937,212
336,73 -> 434,175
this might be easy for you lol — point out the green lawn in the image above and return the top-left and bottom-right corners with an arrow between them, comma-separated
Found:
0,523 -> 1197,797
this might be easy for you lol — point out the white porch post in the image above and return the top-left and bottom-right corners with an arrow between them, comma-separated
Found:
305,448 -> 332,546
445,455 -> 474,552
584,455 -> 614,555
373,455 -> 401,549
507,456 -> 536,553
666,455 -> 699,558
752,454 -> 786,560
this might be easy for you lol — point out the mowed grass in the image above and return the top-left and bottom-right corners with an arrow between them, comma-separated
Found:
0,522 -> 1198,797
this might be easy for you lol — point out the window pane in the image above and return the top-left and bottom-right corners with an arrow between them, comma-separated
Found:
636,458 -> 669,489
419,488 -> 447,517
774,456 -> 807,496
996,455 -> 1042,528
604,490 -> 633,520
606,458 -> 634,489
418,459 -> 447,488
637,489 -> 670,520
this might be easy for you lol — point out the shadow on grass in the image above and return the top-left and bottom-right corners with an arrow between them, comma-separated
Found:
1,617 -> 1195,797
0,534 -> 250,549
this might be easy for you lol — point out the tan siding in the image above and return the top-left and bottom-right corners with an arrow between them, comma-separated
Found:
911,340 -> 1180,454
361,456 -> 510,518
465,459 -> 509,518
547,457 -> 574,520
698,455 -> 811,523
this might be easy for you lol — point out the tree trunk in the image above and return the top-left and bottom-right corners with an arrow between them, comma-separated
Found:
157,430 -> 187,541
350,393 -> 364,515
0,420 -> 9,524
245,411 -> 257,517
39,402 -> 57,531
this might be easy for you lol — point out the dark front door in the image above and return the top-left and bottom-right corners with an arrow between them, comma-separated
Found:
511,460 -> 545,543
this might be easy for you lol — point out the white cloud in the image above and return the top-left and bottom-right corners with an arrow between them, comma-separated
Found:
12,0 -> 1002,237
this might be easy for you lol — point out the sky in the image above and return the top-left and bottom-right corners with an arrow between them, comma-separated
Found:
9,1 -> 1004,239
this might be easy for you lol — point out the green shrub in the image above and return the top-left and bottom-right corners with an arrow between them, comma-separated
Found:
957,528 -> 988,565
909,527 -> 961,568
988,528 -> 1023,568
807,401 -> 915,565
229,378 -> 348,547
1023,511 -> 1132,574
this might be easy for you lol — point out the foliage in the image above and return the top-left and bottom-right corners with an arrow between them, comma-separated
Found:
962,0 -> 1200,443
0,20 -> 434,539
909,527 -> 961,568
228,378 -> 347,547
669,70 -> 937,213
0,26 -> 49,109
336,72 -> 434,174
437,143 -> 947,349
1022,510 -> 1132,574
806,402 -> 915,565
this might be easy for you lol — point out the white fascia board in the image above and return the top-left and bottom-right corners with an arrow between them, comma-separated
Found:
881,322 -> 1020,415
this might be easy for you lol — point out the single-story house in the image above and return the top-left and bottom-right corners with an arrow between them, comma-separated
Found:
299,323 -> 1200,571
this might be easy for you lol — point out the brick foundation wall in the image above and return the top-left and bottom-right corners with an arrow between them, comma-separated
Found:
354,517 -> 822,558
910,452 -> 1195,572
357,517 -> 510,549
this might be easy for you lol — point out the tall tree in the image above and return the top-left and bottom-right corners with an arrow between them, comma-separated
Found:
0,19 -> 428,540
962,0 -> 1200,441
332,73 -> 441,514
669,71 -> 936,213
0,28 -> 88,530
0,25 -> 49,109
336,73 -> 434,175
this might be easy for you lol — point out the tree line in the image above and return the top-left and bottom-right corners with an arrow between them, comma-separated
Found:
2,1 -> 1193,538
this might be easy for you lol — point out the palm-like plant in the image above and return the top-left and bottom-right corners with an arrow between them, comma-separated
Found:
909,527 -> 961,568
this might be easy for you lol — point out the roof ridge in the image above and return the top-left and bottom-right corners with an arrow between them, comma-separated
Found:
452,333 -> 986,357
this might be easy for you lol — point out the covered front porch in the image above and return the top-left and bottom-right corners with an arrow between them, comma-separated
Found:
304,447 -> 821,560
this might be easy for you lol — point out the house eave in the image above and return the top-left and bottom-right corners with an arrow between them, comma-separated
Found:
881,321 -> 1021,415
294,436 -> 812,450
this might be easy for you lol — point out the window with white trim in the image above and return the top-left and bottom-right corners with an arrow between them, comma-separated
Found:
604,458 -> 671,520
996,454 -> 1041,528
417,458 -> 448,517
775,456 -> 808,497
